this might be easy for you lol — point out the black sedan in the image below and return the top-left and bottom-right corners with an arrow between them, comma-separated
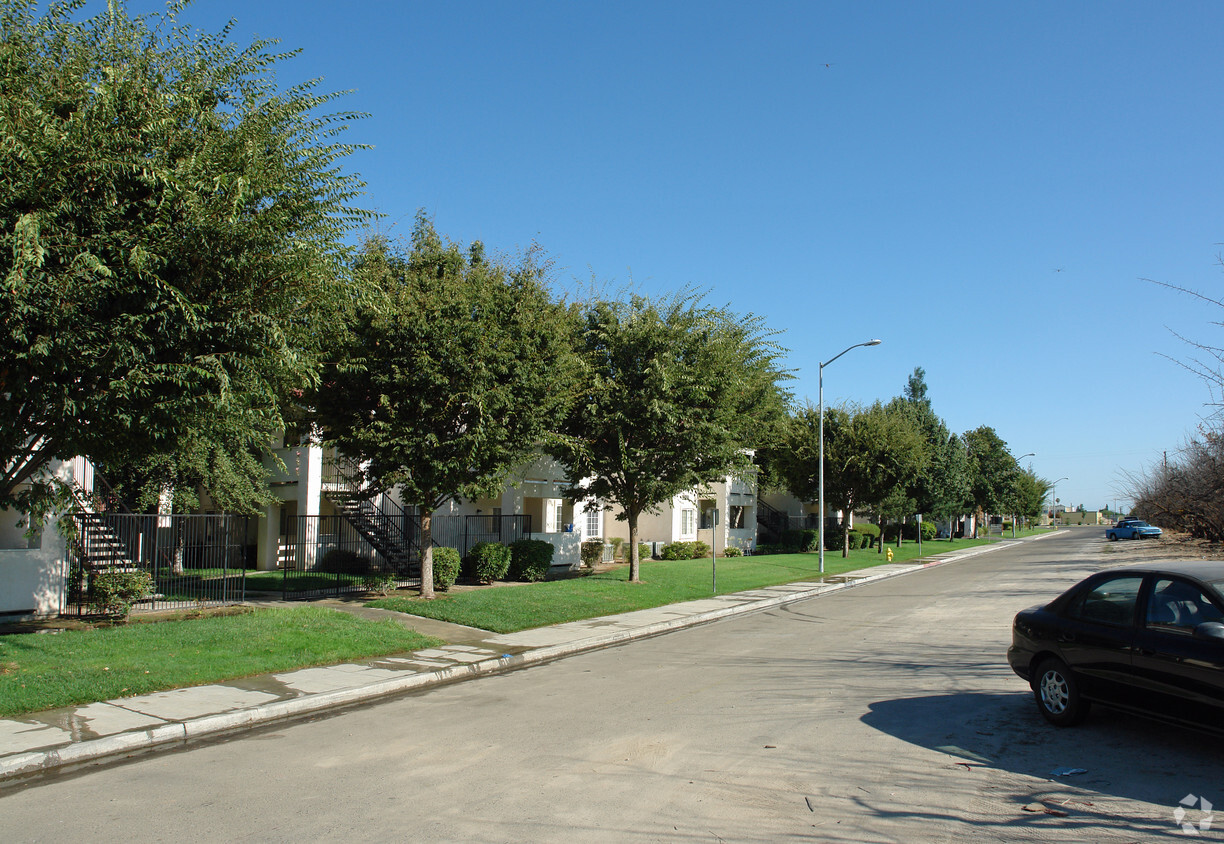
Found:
1008,561 -> 1224,730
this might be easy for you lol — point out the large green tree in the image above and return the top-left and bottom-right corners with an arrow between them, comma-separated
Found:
0,0 -> 368,520
772,399 -> 926,556
549,292 -> 788,583
312,216 -> 578,598
898,367 -> 970,537
963,425 -> 1017,537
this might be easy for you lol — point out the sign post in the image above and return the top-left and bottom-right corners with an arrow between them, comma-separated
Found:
711,508 -> 720,594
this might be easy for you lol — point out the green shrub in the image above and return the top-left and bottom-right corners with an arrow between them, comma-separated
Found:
755,544 -> 784,555
799,529 -> 820,552
317,548 -> 369,574
919,520 -> 937,541
846,529 -> 863,550
609,537 -> 624,558
778,530 -> 804,551
432,547 -> 461,591
721,547 -> 742,557
639,543 -> 652,561
580,540 -> 604,568
690,541 -> 710,559
364,572 -> 399,597
661,541 -> 693,560
855,523 -> 881,543
466,541 -> 511,583
509,539 -> 554,582
89,569 -> 154,618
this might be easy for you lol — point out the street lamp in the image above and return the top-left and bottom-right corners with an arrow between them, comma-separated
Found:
819,339 -> 882,574
1012,454 -> 1035,536
1050,477 -> 1068,528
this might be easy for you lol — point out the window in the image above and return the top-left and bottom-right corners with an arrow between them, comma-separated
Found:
586,508 -> 601,538
681,509 -> 695,536
728,506 -> 746,529
1146,578 -> 1224,630
1069,576 -> 1143,627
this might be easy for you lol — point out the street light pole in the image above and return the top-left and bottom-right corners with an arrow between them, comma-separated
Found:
1050,477 -> 1068,528
819,339 -> 882,574
1012,453 -> 1035,537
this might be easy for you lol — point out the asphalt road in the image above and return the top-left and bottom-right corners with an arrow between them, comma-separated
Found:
6,527 -> 1223,842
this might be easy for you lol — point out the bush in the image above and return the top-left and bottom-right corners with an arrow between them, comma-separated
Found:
690,541 -> 710,559
609,537 -> 624,558
89,569 -> 154,618
509,539 -> 554,582
798,529 -> 820,552
580,540 -> 604,568
317,548 -> 369,574
661,541 -> 694,560
364,572 -> 399,597
466,541 -> 511,583
431,547 -> 461,591
846,529 -> 864,550
778,530 -> 804,551
640,543 -> 652,561
754,544 -> 785,555
919,520 -> 937,541
854,523 -> 881,545
721,547 -> 742,557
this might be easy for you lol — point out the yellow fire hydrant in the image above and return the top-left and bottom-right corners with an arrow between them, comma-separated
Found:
886,547 -> 894,562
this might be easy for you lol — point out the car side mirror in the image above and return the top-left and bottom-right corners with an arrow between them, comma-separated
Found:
1192,621 -> 1224,641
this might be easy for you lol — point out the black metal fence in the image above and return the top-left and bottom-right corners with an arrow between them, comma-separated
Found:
65,513 -> 251,616
269,514 -> 420,599
266,513 -> 532,600
425,514 -> 532,557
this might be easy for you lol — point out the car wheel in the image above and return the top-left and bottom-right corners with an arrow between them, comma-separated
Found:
1108,533 -> 1117,541
1033,657 -> 1089,726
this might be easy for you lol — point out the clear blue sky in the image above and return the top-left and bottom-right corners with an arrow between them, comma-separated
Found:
130,0 -> 1224,512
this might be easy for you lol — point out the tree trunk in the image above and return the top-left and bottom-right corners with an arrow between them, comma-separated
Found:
877,514 -> 885,554
627,510 -> 641,583
420,511 -> 435,599
841,517 -> 850,558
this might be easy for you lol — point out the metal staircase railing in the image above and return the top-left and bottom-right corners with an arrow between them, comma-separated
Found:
322,455 -> 421,574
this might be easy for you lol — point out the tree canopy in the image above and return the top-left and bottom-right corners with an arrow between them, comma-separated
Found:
0,0 -> 369,519
771,399 -> 926,556
549,291 -> 789,582
312,215 -> 578,597
963,425 -> 1017,535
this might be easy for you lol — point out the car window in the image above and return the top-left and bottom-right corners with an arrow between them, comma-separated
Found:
1146,578 -> 1224,631
1068,576 -> 1144,626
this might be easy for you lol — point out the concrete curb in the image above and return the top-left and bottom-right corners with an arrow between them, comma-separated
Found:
0,531 -> 1059,784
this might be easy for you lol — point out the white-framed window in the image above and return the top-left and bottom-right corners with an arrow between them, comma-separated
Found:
586,507 -> 601,538
681,508 -> 695,536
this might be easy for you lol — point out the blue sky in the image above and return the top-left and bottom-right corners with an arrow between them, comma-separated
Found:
129,1 -> 1224,511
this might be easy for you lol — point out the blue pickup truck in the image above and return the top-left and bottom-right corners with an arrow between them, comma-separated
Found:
1105,519 -> 1162,541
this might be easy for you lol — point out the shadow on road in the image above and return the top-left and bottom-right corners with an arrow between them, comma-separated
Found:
861,690 -> 1224,810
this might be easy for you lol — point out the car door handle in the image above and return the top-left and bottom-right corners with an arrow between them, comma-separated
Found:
1058,633 -> 1076,644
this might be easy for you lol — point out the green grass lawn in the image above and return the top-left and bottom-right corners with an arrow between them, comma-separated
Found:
369,536 -> 996,633
0,607 -> 441,717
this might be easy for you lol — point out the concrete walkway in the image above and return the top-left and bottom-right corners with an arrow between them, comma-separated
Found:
0,534 -> 1058,784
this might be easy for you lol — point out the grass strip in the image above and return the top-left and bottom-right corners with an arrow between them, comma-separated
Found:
370,536 -> 996,633
0,606 -> 441,717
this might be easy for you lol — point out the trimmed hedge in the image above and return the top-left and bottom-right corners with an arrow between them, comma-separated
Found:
465,541 -> 511,584
89,569 -> 154,618
432,547 -> 461,591
509,539 -> 554,582
580,540 -> 604,568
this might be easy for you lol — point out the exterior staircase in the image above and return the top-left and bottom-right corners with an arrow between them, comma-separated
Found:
322,456 -> 421,576
756,497 -> 794,544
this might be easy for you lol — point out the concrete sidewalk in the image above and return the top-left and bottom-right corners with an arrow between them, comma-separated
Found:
0,534 -> 1057,784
